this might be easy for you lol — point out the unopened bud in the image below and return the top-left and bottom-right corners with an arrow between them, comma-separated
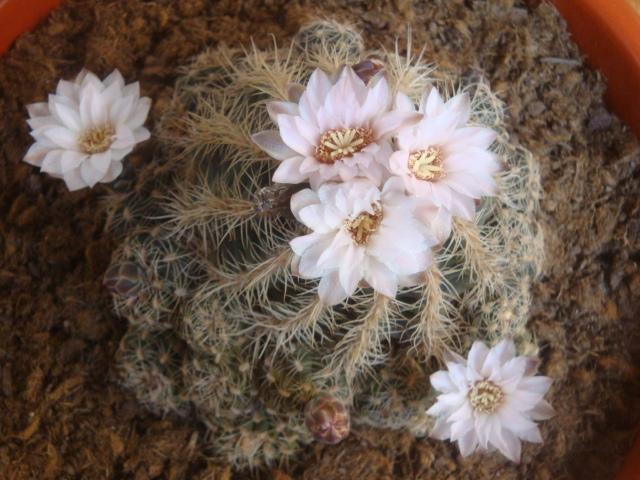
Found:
304,395 -> 350,444
104,262 -> 143,297
352,55 -> 386,85
252,184 -> 295,215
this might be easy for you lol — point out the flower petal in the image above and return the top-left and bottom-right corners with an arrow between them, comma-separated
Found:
304,69 -> 332,108
430,417 -> 452,440
132,127 -> 150,143
286,82 -> 305,103
43,127 -> 80,151
294,116 -> 321,146
80,160 -> 104,187
103,69 -> 125,88
372,111 -> 422,140
272,156 -> 309,184
111,123 -> 136,150
430,371 -> 456,394
492,426 -> 522,463
27,101 -> 51,118
423,87 -> 445,116
518,376 -> 553,395
394,91 -> 416,112
50,100 -> 82,132
126,96 -> 151,129
277,114 -> 314,156
363,260 -> 397,298
290,232 -> 325,256
528,400 -> 556,421
318,269 -> 347,306
62,169 -> 88,191
480,339 -> 515,379
60,150 -> 88,173
23,142 -> 51,167
444,92 -> 471,127
457,430 -> 479,457
110,96 -> 134,125
298,204 -> 334,233
90,151 -> 113,173
338,244 -> 365,294
40,150 -> 64,174
88,87 -> 109,127
101,159 -> 123,183
267,101 -> 300,123
448,126 -> 497,150
467,341 -> 490,379
253,130 -> 298,161
290,189 -> 320,220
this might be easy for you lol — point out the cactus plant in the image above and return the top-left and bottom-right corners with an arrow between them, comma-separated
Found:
104,20 -> 543,468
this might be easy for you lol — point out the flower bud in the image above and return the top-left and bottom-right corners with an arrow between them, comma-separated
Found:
104,262 -> 143,297
352,55 -> 386,85
304,395 -> 350,444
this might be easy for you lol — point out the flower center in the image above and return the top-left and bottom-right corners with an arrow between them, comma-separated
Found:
78,125 -> 116,154
408,147 -> 445,181
345,205 -> 382,246
469,380 -> 504,414
315,128 -> 374,164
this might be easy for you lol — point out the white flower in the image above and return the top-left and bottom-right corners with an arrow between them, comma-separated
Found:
289,177 -> 438,305
389,87 -> 502,222
253,66 -> 421,189
24,69 -> 151,191
426,338 -> 555,463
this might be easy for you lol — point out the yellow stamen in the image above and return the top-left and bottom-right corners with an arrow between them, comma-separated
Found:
408,147 -> 445,181
315,127 -> 373,164
78,125 -> 116,155
469,380 -> 504,414
345,205 -> 382,246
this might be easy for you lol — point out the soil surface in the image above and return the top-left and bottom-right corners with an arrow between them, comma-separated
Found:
1,1 -> 639,479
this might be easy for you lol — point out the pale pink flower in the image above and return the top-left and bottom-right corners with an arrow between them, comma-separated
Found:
427,338 -> 555,463
24,69 -> 151,191
289,177 -> 438,305
253,66 -> 421,189
390,87 -> 501,222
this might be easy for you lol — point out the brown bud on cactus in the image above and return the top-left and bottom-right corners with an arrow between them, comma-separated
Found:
104,262 -> 143,297
304,395 -> 350,444
252,184 -> 298,215
352,55 -> 386,85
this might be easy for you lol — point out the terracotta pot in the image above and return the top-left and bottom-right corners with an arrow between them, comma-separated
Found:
613,428 -> 640,480
0,0 -> 66,56
0,0 -> 639,478
615,431 -> 640,480
547,0 -> 640,137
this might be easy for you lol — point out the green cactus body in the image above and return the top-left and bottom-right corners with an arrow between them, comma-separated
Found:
117,327 -> 190,416
105,20 -> 543,468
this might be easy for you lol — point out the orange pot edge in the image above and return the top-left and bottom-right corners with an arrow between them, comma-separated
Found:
612,427 -> 640,480
0,0 -> 67,57
547,0 -> 640,137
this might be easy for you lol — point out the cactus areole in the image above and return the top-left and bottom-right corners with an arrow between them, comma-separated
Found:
104,20 -> 544,469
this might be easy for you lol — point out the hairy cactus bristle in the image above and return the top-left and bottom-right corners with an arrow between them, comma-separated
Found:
294,19 -> 364,67
117,327 -> 189,416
